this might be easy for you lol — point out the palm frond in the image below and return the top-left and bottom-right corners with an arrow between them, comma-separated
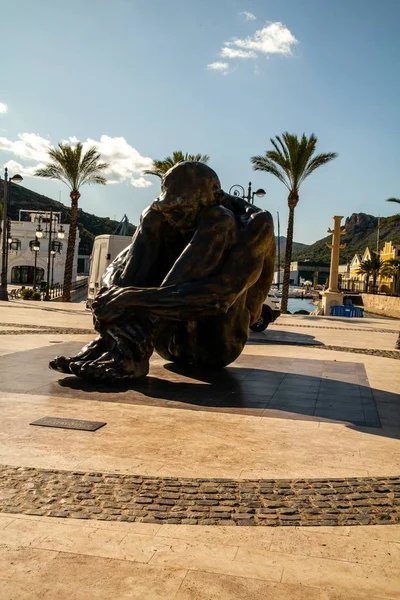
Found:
357,256 -> 384,276
386,198 -> 400,204
381,258 -> 400,277
35,142 -> 109,191
142,169 -> 163,178
300,152 -> 338,184
251,133 -> 337,195
251,154 -> 290,189
143,150 -> 210,177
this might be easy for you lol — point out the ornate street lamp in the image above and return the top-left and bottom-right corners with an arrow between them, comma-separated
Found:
228,182 -> 266,205
50,240 -> 63,288
0,169 -> 23,301
29,239 -> 40,290
44,210 -> 65,301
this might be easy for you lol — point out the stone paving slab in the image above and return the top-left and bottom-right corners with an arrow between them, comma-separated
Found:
0,342 -> 382,426
1,466 -> 399,527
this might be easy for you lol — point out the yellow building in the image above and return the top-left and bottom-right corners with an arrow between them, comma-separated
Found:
343,243 -> 399,293
379,241 -> 400,293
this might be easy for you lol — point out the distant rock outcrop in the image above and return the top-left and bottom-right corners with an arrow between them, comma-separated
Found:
292,213 -> 400,263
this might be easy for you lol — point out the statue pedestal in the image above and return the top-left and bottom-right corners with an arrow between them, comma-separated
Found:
321,290 -> 343,316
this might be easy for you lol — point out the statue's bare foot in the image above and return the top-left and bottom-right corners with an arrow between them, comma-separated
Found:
69,351 -> 149,383
49,337 -> 105,374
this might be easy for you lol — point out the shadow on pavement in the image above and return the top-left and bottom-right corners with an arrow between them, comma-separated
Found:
1,342 -> 399,438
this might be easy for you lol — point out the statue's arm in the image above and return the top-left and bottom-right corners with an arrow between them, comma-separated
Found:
102,206 -> 169,288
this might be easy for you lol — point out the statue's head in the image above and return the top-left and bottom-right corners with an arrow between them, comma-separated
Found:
152,161 -> 222,229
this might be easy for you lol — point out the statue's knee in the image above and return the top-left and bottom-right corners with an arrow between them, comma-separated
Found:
251,210 -> 274,233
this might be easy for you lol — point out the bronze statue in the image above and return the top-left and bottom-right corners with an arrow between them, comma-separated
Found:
50,162 -> 275,383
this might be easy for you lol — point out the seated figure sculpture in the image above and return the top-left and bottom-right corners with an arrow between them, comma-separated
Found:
50,161 -> 276,383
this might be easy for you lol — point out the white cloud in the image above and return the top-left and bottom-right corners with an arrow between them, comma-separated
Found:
228,22 -> 297,56
221,47 -> 256,59
0,103 -> 7,114
83,135 -> 153,187
0,133 -> 154,187
4,159 -> 44,177
130,176 -> 153,188
240,11 -> 256,21
207,61 -> 230,73
208,20 -> 297,73
0,133 -> 51,162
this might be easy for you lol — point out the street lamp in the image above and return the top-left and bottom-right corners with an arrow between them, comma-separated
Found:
276,211 -> 281,290
0,168 -> 23,301
44,210 -> 65,301
50,240 -> 62,288
29,239 -> 40,289
228,182 -> 266,205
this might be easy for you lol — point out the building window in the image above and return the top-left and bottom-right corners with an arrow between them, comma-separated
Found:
11,266 -> 45,285
9,238 -> 21,251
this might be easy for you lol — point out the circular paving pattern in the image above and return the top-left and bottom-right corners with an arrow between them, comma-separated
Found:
1,466 -> 399,527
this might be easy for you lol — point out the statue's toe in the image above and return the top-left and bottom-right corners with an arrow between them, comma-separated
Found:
69,360 -> 87,377
49,356 -> 72,374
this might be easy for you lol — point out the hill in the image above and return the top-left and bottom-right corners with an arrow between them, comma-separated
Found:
292,213 -> 400,263
275,236 -> 307,265
1,181 -> 136,255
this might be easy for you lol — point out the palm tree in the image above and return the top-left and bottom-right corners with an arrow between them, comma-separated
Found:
381,258 -> 400,296
35,142 -> 109,301
357,255 -> 384,293
251,133 -> 337,313
143,151 -> 210,178
357,259 -> 373,292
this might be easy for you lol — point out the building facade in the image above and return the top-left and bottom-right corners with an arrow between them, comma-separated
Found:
379,241 -> 400,294
2,210 -> 79,287
340,241 -> 400,294
289,261 -> 330,286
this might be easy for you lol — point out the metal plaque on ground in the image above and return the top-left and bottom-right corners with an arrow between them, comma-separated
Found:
30,417 -> 107,432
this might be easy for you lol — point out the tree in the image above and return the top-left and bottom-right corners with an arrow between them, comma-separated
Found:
357,255 -> 384,293
357,259 -> 373,292
143,151 -> 210,178
251,133 -> 337,312
35,143 -> 109,301
381,258 -> 400,295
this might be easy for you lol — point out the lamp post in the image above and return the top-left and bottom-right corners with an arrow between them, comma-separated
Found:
5,218 -> 12,283
50,246 -> 56,289
37,210 -> 64,301
30,239 -> 40,289
0,168 -> 23,301
228,182 -> 266,205
276,211 -> 281,289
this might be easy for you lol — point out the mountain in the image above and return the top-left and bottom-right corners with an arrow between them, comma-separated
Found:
1,181 -> 136,255
275,236 -> 307,266
292,213 -> 400,263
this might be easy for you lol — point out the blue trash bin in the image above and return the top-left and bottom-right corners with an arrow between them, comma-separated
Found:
330,305 -> 363,317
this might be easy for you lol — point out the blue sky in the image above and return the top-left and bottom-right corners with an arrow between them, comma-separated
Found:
1,0 -> 399,243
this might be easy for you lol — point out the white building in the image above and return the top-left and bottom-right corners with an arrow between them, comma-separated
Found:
2,210 -> 79,287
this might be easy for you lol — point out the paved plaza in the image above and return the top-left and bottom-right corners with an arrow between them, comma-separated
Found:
0,300 -> 399,599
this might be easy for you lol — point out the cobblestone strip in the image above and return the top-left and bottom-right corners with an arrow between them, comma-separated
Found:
1,466 -> 399,527
252,339 -> 400,360
272,323 -> 399,335
0,330 -> 93,335
0,324 -> 93,335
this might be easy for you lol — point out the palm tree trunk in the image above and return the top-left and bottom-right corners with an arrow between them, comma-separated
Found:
62,191 -> 80,302
281,202 -> 296,313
